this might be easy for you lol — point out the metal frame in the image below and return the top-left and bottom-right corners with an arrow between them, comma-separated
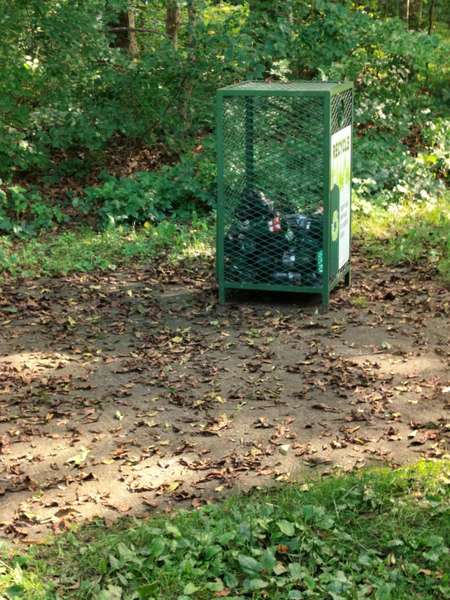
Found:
217,81 -> 353,310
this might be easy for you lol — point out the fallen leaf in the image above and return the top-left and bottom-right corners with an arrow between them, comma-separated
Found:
66,448 -> 90,467
312,403 -> 340,413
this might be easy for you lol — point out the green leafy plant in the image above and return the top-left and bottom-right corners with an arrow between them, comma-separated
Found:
81,147 -> 216,228
0,185 -> 69,237
2,461 -> 450,599
0,218 -> 214,279
354,191 -> 450,279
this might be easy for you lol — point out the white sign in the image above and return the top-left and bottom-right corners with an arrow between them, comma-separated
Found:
331,125 -> 351,269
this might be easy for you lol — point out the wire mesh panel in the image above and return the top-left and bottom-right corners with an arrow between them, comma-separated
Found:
331,89 -> 353,134
217,81 -> 353,309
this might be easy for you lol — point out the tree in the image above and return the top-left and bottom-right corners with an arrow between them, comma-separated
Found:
409,0 -> 423,29
178,0 -> 198,127
399,0 -> 410,27
428,0 -> 436,34
108,8 -> 139,56
166,0 -> 181,49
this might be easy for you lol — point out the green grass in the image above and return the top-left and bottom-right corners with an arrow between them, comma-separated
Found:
353,192 -> 450,280
0,218 -> 214,280
2,193 -> 450,284
2,460 -> 450,599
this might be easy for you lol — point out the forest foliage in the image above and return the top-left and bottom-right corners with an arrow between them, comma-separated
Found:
0,0 -> 449,239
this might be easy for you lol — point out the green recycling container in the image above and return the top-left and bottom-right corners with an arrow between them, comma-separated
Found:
216,80 -> 354,310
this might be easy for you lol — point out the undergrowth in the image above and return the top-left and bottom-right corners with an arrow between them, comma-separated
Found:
1,460 -> 450,599
0,217 -> 214,280
353,192 -> 450,280
2,193 -> 450,284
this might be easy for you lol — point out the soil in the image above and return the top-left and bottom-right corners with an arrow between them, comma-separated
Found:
1,247 -> 449,542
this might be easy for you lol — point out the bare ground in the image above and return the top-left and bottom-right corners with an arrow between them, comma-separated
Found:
1,247 -> 449,542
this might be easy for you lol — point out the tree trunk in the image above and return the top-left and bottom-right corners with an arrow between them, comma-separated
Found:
399,0 -> 410,26
187,0 -> 197,49
109,9 -> 138,56
127,9 -> 138,56
166,0 -> 181,49
428,0 -> 435,34
179,0 -> 197,128
286,0 -> 294,37
409,0 -> 423,29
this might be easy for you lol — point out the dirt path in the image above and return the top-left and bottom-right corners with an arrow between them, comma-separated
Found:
1,248 -> 449,542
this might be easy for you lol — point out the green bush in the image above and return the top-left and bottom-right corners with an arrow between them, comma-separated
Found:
80,145 -> 216,228
0,0 -> 449,236
421,118 -> 450,183
0,185 -> 68,236
320,14 -> 450,205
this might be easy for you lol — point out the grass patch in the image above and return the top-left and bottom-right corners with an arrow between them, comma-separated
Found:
0,218 -> 214,280
2,193 -> 450,284
353,192 -> 450,280
1,460 -> 450,599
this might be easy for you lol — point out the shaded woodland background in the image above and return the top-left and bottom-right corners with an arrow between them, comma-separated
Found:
0,0 -> 449,270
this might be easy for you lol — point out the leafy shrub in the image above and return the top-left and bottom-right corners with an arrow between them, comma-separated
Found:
0,0 -> 449,237
81,145 -> 216,228
420,118 -> 450,183
84,174 -> 160,227
316,13 -> 450,205
0,185 -> 68,237
0,138 -> 216,237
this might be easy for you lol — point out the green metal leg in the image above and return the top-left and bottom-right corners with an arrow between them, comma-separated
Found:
321,291 -> 329,313
219,285 -> 225,303
344,270 -> 351,288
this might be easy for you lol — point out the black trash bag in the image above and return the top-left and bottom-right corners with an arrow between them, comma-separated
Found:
246,215 -> 291,281
235,188 -> 274,221
226,189 -> 324,286
224,220 -> 251,258
272,209 -> 324,286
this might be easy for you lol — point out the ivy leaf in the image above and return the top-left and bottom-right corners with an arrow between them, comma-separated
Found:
149,537 -> 165,556
98,585 -> 123,599
303,575 -> 316,590
376,584 -> 392,600
289,562 -> 303,580
261,548 -> 276,571
273,563 -> 288,575
183,582 -> 200,595
238,554 -> 260,574
165,523 -> 181,538
277,520 -> 295,536
249,578 -> 268,590
138,582 -> 158,597
66,447 -> 90,467
5,585 -> 24,599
